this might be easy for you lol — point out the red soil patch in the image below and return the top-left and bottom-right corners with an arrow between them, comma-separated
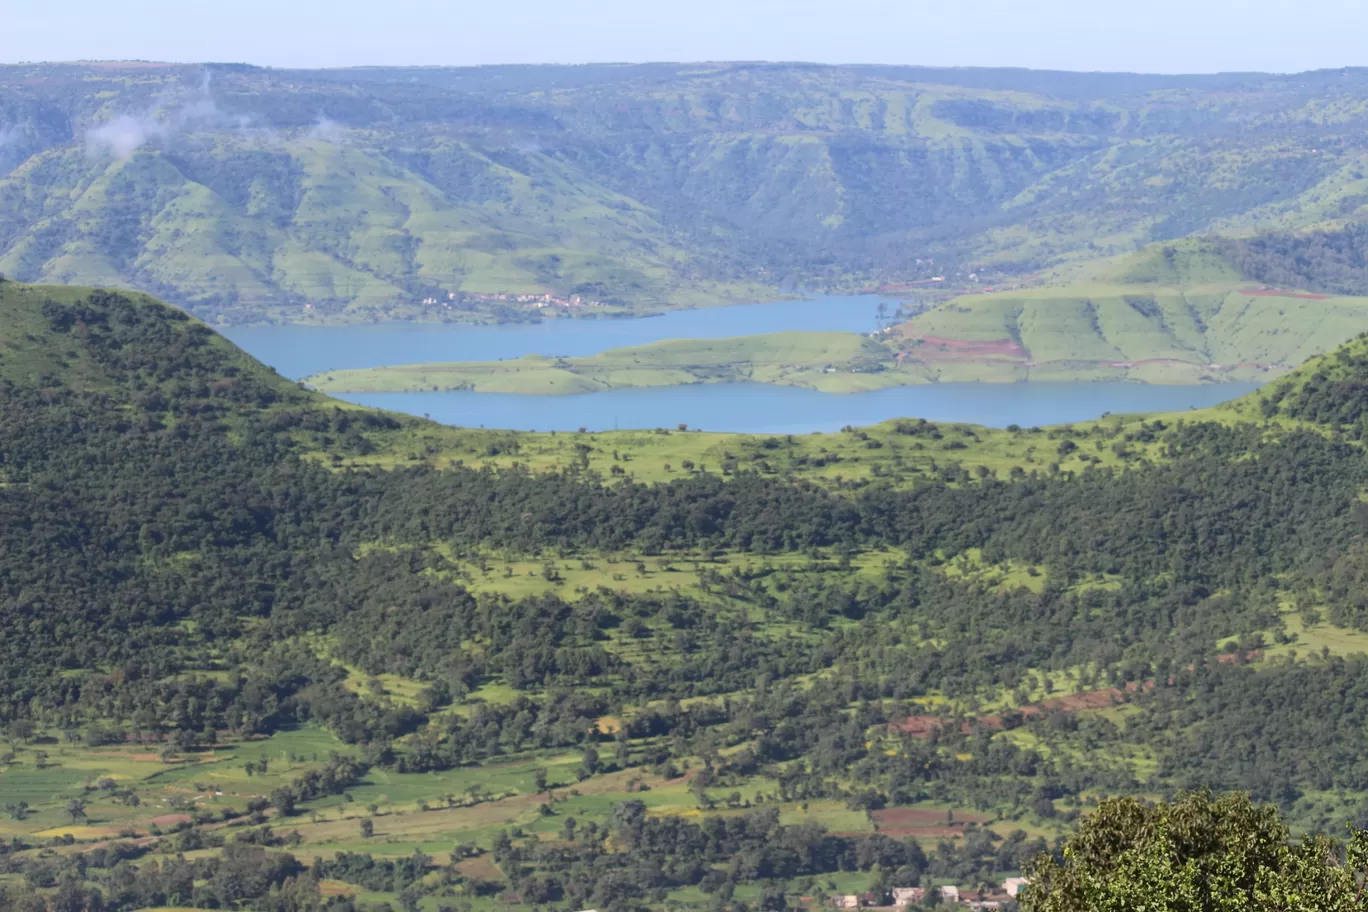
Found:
1239,288 -> 1330,301
889,716 -> 952,737
871,807 -> 988,839
1027,681 -> 1149,714
891,682 -> 1151,738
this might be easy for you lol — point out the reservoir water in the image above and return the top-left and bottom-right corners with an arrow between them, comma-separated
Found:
338,382 -> 1257,435
222,296 -> 1262,433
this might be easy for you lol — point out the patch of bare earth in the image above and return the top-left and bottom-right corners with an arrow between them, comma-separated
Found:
870,807 -> 988,839
890,682 -> 1152,738
455,855 -> 503,883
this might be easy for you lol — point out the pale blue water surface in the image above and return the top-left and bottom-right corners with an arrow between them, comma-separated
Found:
221,295 -> 894,379
222,296 -> 1260,433
338,382 -> 1257,434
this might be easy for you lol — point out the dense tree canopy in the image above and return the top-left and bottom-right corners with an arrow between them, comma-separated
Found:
1025,791 -> 1368,911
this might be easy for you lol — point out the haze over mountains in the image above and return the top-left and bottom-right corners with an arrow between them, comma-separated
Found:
4,61 -> 1368,324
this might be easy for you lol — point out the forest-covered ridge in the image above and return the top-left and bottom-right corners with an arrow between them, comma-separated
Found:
0,280 -> 301,394
5,61 -> 1368,324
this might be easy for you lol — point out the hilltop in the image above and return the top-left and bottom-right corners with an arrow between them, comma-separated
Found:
886,240 -> 1368,383
6,63 -> 1368,322
11,282 -> 1368,909
0,279 -> 304,395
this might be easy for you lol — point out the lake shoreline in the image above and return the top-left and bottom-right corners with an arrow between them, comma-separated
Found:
312,369 -> 1275,396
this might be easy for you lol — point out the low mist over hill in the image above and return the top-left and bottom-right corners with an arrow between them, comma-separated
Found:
4,61 -> 1368,322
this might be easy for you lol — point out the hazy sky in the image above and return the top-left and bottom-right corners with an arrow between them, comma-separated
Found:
2,0 -> 1365,74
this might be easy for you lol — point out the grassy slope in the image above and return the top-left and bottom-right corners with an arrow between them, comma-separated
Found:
891,242 -> 1368,384
0,137 -> 774,327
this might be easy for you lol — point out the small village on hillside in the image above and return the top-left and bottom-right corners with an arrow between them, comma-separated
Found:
829,877 -> 1030,910
422,291 -> 610,310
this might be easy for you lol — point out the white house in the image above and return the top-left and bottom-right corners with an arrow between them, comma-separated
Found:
892,887 -> 926,906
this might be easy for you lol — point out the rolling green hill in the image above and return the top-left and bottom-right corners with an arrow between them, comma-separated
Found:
6,62 -> 1368,323
0,280 -> 303,394
13,281 -> 1368,910
887,241 -> 1368,383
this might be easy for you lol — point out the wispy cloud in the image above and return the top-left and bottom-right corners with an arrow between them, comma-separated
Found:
84,70 -> 349,160
85,114 -> 169,159
84,67 -> 254,160
306,115 -> 346,142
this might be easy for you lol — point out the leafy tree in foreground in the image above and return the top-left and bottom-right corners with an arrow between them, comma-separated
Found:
1025,790 -> 1368,911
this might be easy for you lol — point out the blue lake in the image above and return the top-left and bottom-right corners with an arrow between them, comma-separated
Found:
339,382 -> 1258,435
223,295 -> 1262,433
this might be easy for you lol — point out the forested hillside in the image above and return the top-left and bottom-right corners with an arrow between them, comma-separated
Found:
4,62 -> 1368,323
7,281 -> 1368,909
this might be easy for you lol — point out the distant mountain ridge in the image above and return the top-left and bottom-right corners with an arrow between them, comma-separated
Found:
4,61 -> 1368,323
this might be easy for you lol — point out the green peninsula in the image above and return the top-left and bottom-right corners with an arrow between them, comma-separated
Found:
306,331 -> 910,394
